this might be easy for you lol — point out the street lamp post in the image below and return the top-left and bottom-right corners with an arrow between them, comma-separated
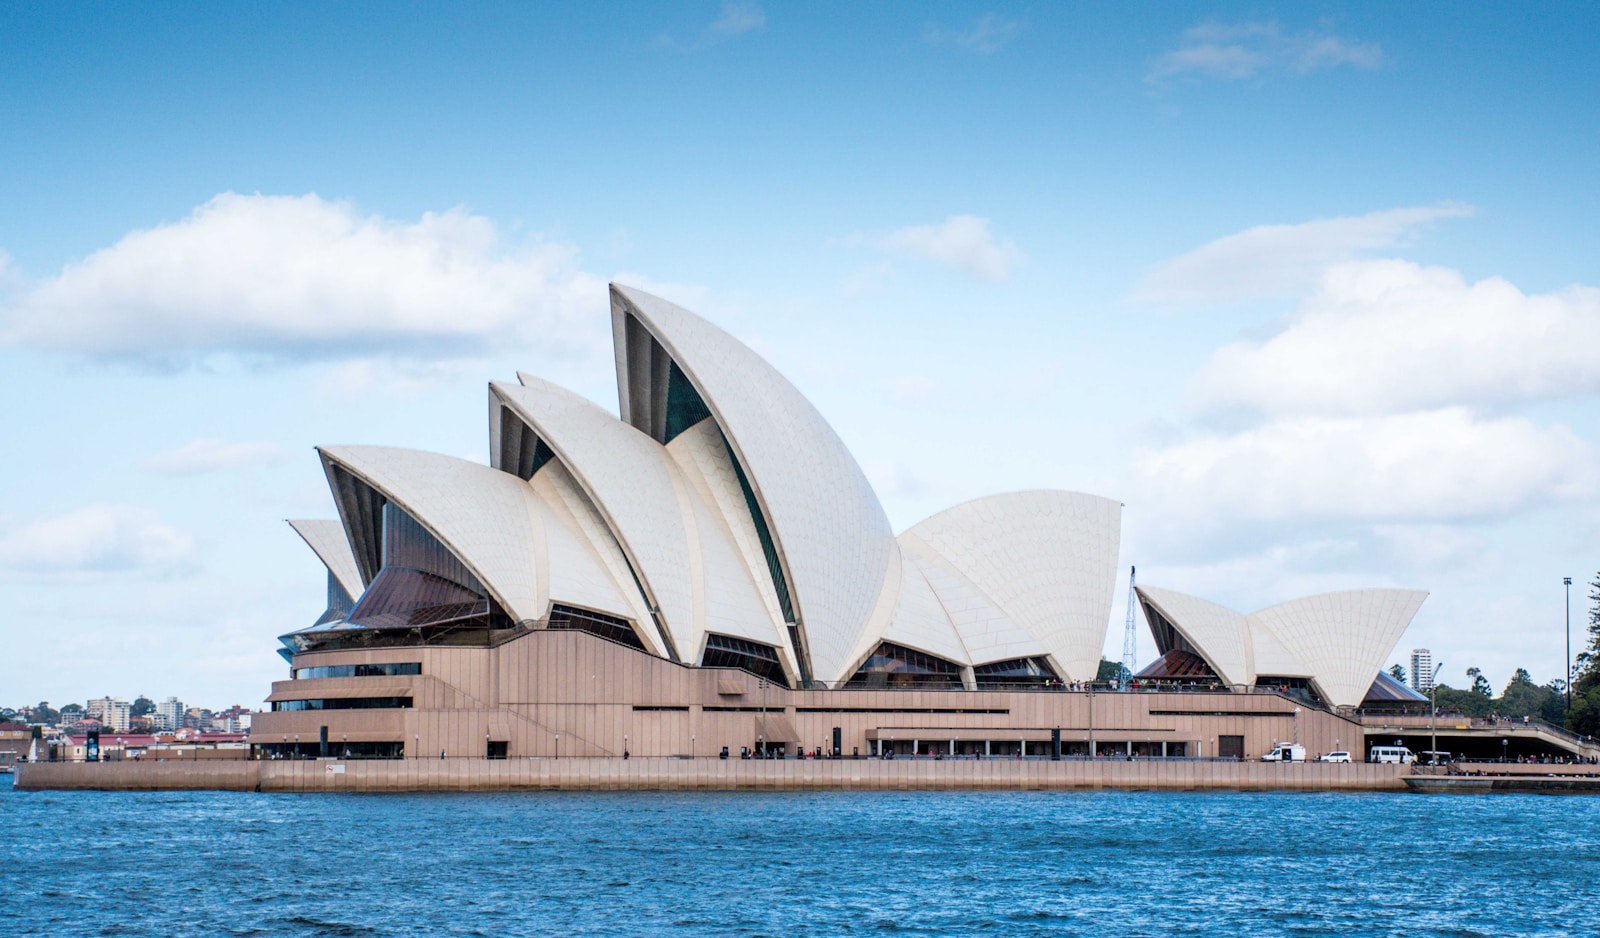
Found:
1430,661 -> 1443,767
1566,577 -> 1574,714
759,677 -> 768,758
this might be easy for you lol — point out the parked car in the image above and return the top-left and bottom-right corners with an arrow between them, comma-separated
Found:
1370,745 -> 1415,764
1317,751 -> 1352,763
1261,743 -> 1306,762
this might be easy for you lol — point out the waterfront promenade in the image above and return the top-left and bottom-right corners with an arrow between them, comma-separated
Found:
15,757 -> 1409,792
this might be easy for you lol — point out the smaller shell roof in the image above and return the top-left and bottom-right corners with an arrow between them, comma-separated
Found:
901,491 -> 1121,683
1248,589 -> 1428,709
1137,584 -> 1428,709
287,519 -> 364,600
318,445 -> 545,624
1135,585 -> 1251,687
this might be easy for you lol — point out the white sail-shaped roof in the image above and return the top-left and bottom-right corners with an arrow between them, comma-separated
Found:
524,461 -> 663,654
611,284 -> 894,683
1137,584 -> 1427,708
492,377 -> 695,660
287,518 -> 364,600
901,491 -> 1121,682
319,445 -> 546,622
664,418 -> 800,677
1135,585 -> 1251,687
319,444 -> 661,651
1247,589 -> 1427,709
493,376 -> 793,671
896,546 -> 1042,667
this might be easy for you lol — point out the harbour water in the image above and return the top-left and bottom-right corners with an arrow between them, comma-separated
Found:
4,778 -> 1597,937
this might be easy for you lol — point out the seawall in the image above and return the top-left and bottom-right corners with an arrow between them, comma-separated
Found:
14,758 -> 1409,793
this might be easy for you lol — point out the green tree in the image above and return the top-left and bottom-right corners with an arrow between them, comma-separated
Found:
1389,664 -> 1407,684
1097,659 -> 1129,683
1432,683 -> 1493,718
1466,667 -> 1492,697
1540,680 -> 1569,724
131,696 -> 156,718
1495,668 -> 1557,720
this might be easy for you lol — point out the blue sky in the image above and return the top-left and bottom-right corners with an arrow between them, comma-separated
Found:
2,3 -> 1597,708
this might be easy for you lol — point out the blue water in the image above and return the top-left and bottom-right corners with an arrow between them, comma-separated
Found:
3,779 -> 1597,937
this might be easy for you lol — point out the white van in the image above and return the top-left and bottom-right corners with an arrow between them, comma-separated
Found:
1370,745 -> 1415,764
1261,743 -> 1306,762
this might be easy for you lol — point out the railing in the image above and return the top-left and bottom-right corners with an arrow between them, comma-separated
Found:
1356,712 -> 1600,749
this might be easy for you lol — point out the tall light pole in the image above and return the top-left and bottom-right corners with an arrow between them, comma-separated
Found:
1430,661 -> 1444,767
1566,577 -> 1574,714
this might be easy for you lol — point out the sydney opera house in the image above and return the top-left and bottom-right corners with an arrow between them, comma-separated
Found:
251,285 -> 1428,763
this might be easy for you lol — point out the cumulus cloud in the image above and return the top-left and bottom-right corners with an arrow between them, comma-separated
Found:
923,13 -> 1024,54
1133,203 -> 1472,305
0,505 -> 195,575
0,192 -> 608,365
1148,20 -> 1384,84
139,438 -> 287,474
1133,408 -> 1599,527
1191,260 -> 1600,416
844,215 -> 1022,281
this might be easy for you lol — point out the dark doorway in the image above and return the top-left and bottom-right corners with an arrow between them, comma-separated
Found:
1219,736 -> 1245,760
486,740 -> 508,760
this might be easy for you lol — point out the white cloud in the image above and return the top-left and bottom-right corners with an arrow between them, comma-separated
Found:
0,249 -> 19,291
655,2 -> 765,50
1149,20 -> 1384,84
924,13 -> 1024,54
1133,408 -> 1598,527
0,505 -> 195,575
844,215 -> 1022,281
710,1 -> 765,36
0,192 -> 608,365
1191,260 -> 1600,416
1133,203 -> 1472,305
139,438 -> 286,474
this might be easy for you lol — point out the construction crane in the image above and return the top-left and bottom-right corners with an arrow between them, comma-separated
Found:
1120,565 -> 1138,682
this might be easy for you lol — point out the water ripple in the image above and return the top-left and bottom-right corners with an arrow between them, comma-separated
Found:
3,783 -> 1599,936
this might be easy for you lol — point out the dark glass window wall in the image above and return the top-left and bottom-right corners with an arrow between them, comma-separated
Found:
254,741 -> 405,760
547,604 -> 645,649
270,697 -> 413,711
847,643 -> 963,688
293,663 -> 421,679
701,633 -> 789,687
973,656 -> 1061,688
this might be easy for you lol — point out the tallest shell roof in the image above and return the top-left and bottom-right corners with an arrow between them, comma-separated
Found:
610,285 -> 895,683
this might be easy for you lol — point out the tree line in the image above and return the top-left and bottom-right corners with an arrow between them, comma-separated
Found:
1396,574 -> 1600,735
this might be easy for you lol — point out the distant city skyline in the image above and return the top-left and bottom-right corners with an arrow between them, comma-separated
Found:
1,4 -> 1597,704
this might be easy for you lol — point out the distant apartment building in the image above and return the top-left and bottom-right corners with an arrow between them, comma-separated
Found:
1410,649 -> 1434,693
85,697 -> 131,732
154,696 -> 186,732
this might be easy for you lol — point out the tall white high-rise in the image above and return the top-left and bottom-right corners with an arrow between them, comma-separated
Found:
1410,649 -> 1434,693
154,696 -> 186,731
84,697 -> 131,732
